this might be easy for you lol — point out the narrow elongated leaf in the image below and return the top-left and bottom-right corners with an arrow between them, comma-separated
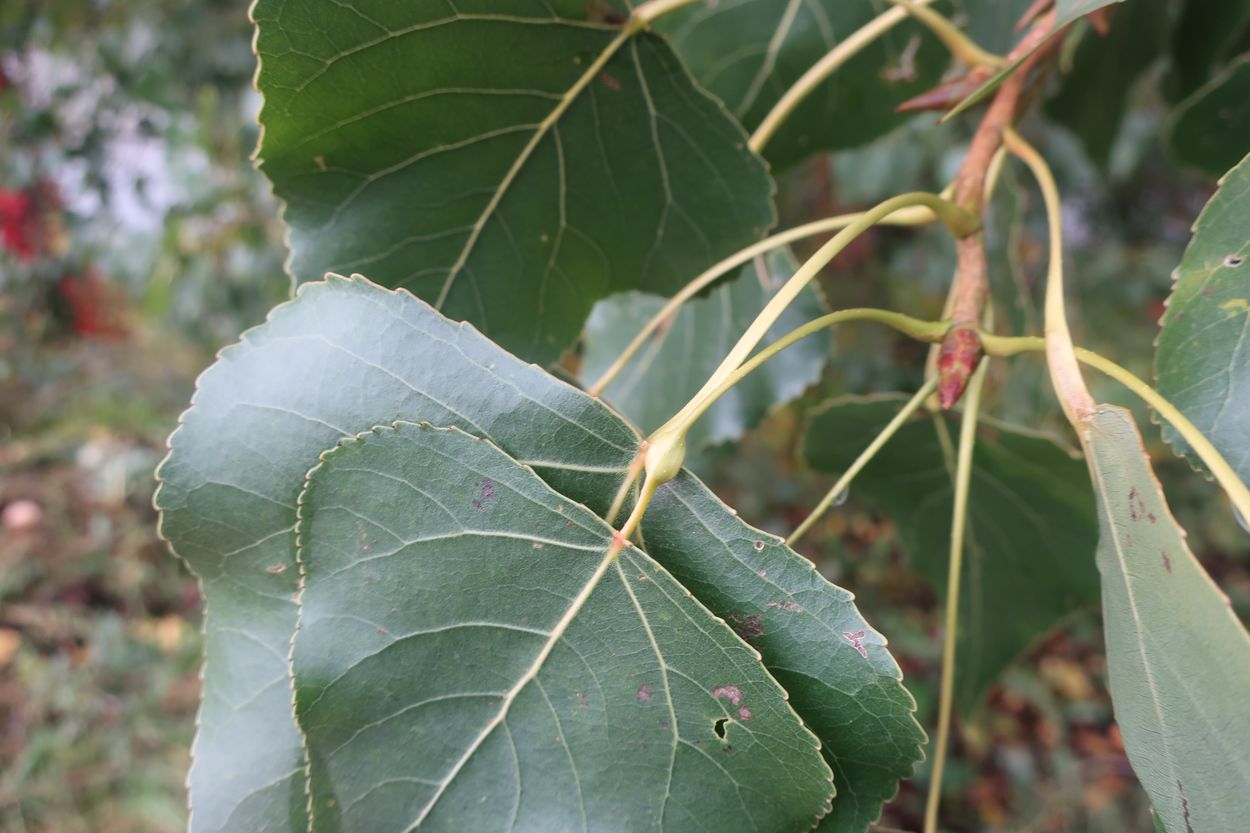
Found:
1080,406 -> 1250,833
946,0 -> 1127,120
252,0 -> 774,365
655,0 -> 948,169
804,396 -> 1099,709
1155,152 -> 1250,483
1166,57 -> 1250,178
156,275 -> 924,833
294,422 -> 831,831
581,250 -> 827,448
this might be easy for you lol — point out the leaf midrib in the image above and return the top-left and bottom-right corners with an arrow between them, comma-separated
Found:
433,24 -> 635,309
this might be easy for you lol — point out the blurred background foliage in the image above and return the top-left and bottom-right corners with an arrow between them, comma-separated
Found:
1,1 -> 1247,832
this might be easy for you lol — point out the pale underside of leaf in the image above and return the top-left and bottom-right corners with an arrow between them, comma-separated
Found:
1081,405 -> 1250,833
293,422 -> 833,832
155,275 -> 924,833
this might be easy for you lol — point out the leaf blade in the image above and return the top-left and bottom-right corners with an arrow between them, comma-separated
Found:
156,276 -> 927,833
294,422 -> 833,831
1155,151 -> 1250,483
251,0 -> 776,365
1081,405 -> 1250,833
804,395 -> 1100,709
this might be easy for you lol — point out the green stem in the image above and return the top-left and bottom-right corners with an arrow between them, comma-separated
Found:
588,204 -> 940,396
923,354 -> 989,833
654,194 -> 975,443
886,0 -> 1004,68
629,0 -> 702,27
981,335 -> 1250,527
749,0 -> 938,153
676,310 -> 949,440
788,376 -> 940,546
1002,127 -> 1095,424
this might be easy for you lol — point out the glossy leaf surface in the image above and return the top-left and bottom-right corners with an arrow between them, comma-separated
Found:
252,0 -> 775,365
656,0 -> 948,169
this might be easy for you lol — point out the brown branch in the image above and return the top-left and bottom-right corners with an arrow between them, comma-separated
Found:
935,12 -> 1060,408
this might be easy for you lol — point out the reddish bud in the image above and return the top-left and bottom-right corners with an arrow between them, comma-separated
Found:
936,328 -> 983,409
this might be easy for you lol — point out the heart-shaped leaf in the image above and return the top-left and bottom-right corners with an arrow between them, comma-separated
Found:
1080,405 -> 1250,833
293,422 -> 832,831
804,395 -> 1100,709
1155,152 -> 1250,483
156,275 -> 925,833
581,250 -> 827,449
251,0 -> 775,365
655,0 -> 948,169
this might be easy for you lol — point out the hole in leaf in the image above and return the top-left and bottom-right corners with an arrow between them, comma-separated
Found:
1226,255 -> 1245,267
713,717 -> 728,740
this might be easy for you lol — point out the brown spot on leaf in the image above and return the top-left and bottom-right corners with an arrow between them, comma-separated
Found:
753,540 -> 765,551
598,70 -> 620,91
473,477 -> 495,512
737,706 -> 752,721
1162,552 -> 1172,574
1178,780 -> 1194,833
767,600 -> 801,612
712,684 -> 743,706
636,683 -> 652,702
729,612 -> 764,646
265,564 -> 287,574
842,630 -> 869,658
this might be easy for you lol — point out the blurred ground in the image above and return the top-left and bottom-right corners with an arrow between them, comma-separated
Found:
2,3 -> 1248,833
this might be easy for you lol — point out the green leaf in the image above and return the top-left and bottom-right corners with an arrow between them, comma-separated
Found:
945,0 -> 1127,121
156,275 -> 925,833
1166,56 -> 1250,178
251,0 -> 775,366
293,422 -> 832,831
1045,0 -> 1168,168
1155,152 -> 1250,483
655,0 -> 949,169
955,0 -> 1040,54
1165,0 -> 1250,101
804,396 -> 1100,710
581,250 -> 827,448
1081,405 -> 1250,833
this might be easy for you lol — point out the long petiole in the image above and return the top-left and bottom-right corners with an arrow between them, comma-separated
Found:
788,376 -> 941,546
674,309 -> 949,439
750,0 -> 938,153
1002,126 -> 1094,425
981,335 -> 1250,525
923,354 -> 989,833
655,193 -> 976,446
886,0 -> 1004,69
589,205 -> 941,395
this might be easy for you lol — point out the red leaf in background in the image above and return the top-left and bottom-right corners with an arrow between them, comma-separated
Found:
57,269 -> 128,338
0,188 -> 40,261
